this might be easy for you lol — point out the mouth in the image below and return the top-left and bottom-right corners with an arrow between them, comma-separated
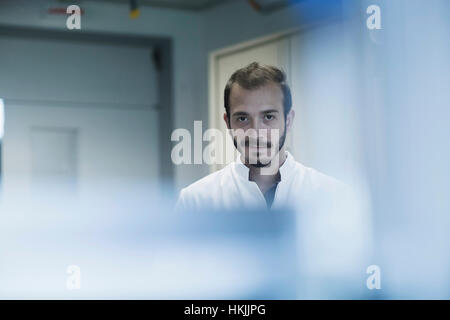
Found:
247,144 -> 266,148
244,142 -> 271,148
245,146 -> 268,154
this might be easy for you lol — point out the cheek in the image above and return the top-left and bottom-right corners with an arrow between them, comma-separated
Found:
266,117 -> 283,128
267,123 -> 284,139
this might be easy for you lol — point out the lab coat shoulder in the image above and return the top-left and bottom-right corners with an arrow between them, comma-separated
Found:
175,164 -> 233,212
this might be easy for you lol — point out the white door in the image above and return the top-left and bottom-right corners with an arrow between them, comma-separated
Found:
2,102 -> 159,196
31,126 -> 78,190
0,36 -> 160,196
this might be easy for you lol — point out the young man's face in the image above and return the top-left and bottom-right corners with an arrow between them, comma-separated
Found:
224,82 -> 294,167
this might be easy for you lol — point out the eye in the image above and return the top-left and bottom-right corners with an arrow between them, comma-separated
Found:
236,116 -> 248,122
264,114 -> 275,121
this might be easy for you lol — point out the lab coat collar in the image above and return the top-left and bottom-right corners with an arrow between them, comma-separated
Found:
233,150 -> 296,182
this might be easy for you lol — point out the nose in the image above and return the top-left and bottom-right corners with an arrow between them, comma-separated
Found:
248,117 -> 268,132
247,119 -> 270,142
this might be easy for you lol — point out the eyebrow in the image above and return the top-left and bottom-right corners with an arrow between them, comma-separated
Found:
232,109 -> 279,117
261,109 -> 279,114
232,111 -> 249,117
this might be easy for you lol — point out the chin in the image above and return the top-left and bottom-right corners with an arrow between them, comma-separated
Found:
245,155 -> 272,167
241,148 -> 274,163
257,158 -> 273,166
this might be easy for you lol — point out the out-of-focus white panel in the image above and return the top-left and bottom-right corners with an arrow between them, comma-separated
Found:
289,22 -> 364,184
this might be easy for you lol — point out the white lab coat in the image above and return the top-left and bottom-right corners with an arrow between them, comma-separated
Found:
175,151 -> 342,213
175,151 -> 370,294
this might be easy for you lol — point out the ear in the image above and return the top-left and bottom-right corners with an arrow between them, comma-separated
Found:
223,112 -> 231,130
285,109 -> 295,131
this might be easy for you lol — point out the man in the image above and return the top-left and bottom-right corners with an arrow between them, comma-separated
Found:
175,62 -> 343,213
175,62 -> 369,293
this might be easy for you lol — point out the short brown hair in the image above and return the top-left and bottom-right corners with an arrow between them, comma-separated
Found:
224,62 -> 292,121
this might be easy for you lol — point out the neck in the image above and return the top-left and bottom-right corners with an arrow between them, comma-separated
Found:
244,150 -> 287,194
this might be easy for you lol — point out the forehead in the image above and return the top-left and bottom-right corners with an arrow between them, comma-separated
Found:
229,82 -> 283,114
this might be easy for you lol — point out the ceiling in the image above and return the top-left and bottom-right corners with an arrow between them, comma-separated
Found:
64,0 -> 301,12
77,0 -> 235,11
